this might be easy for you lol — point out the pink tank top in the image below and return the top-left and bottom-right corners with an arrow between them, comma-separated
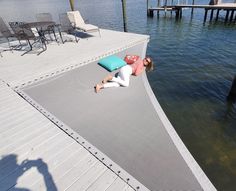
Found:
124,55 -> 144,76
130,58 -> 144,76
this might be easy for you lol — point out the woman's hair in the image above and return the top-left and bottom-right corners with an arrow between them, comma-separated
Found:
145,56 -> 154,72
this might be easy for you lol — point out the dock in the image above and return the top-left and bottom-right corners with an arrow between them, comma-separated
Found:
0,29 -> 216,190
148,3 -> 236,23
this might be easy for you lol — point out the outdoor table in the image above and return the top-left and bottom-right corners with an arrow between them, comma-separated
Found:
21,21 -> 63,43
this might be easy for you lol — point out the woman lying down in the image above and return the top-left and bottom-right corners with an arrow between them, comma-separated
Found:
95,55 -> 154,93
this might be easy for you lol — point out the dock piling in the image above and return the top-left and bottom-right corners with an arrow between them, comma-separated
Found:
227,76 -> 236,103
204,9 -> 208,22
215,9 -> 220,21
121,0 -> 128,32
229,10 -> 235,22
225,10 -> 230,23
210,9 -> 214,21
157,0 -> 160,16
191,0 -> 195,15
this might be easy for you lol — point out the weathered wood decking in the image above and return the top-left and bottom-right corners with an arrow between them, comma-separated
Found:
0,29 -> 150,191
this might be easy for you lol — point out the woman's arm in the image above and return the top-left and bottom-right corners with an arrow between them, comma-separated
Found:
133,59 -> 145,76
134,66 -> 144,76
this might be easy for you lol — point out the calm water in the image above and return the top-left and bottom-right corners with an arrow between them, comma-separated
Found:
1,0 -> 236,190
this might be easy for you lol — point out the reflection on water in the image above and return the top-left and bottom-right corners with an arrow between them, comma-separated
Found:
0,0 -> 236,190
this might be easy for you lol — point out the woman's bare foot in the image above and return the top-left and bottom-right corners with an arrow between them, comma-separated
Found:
95,84 -> 103,93
102,74 -> 113,84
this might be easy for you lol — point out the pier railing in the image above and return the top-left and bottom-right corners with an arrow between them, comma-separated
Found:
147,1 -> 236,23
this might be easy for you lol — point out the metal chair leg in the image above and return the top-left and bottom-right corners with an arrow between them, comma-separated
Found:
21,39 -> 33,56
98,29 -> 101,38
7,38 -> 13,53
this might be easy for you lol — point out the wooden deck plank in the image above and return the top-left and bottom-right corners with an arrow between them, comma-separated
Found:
0,122 -> 52,161
105,177 -> 128,191
0,133 -> 75,190
86,169 -> 117,191
31,153 -> 95,191
0,126 -> 59,180
0,117 -> 48,141
10,142 -> 79,189
66,162 -> 107,191
0,120 -> 49,149
29,147 -> 89,191
0,111 -> 36,131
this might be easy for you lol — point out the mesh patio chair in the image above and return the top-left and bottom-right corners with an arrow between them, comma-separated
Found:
0,17 -> 21,52
8,22 -> 47,56
59,13 -> 79,43
35,13 -> 59,42
67,11 -> 101,38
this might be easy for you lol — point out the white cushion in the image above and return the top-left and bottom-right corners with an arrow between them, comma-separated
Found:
79,24 -> 98,31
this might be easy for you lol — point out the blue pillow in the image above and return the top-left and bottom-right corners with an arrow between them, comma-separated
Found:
98,55 -> 127,72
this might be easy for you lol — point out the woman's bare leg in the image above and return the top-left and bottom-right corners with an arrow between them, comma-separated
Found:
95,84 -> 104,93
102,74 -> 113,84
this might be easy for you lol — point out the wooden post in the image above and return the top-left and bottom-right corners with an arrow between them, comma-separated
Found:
176,8 -> 180,19
69,0 -> 75,11
215,9 -> 220,21
227,76 -> 236,102
204,9 -> 208,22
149,10 -> 154,17
121,0 -> 128,32
157,0 -> 161,16
191,0 -> 195,15
229,10 -> 235,22
210,9 -> 214,21
180,8 -> 183,19
171,0 -> 174,16
225,10 -> 230,23
164,0 -> 167,17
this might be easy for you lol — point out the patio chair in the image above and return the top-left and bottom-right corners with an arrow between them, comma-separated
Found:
67,11 -> 101,38
8,22 -> 47,56
35,13 -> 58,42
59,13 -> 79,43
0,17 -> 20,52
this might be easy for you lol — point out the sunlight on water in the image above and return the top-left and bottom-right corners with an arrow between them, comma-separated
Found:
0,0 -> 236,190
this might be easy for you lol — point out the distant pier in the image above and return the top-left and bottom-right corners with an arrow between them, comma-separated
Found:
147,3 -> 236,23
